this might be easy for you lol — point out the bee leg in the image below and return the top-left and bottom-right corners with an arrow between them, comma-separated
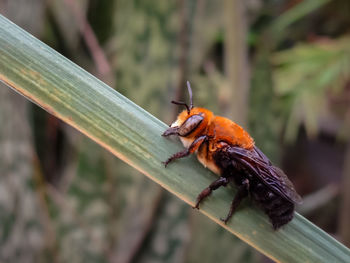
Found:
163,135 -> 206,167
162,127 -> 179,137
194,177 -> 229,209
163,149 -> 190,167
221,179 -> 249,224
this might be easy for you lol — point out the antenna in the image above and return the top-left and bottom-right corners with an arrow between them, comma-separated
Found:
170,81 -> 194,114
171,100 -> 190,113
186,81 -> 193,110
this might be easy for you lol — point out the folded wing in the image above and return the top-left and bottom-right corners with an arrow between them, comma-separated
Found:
225,145 -> 302,204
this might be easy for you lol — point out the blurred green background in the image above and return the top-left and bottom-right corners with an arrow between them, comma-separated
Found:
1,0 -> 350,262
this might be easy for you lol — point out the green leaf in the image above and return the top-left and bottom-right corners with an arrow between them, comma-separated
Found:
272,37 -> 350,141
1,15 -> 349,263
270,0 -> 332,35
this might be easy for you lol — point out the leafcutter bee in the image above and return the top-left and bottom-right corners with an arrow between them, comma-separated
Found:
162,82 -> 302,229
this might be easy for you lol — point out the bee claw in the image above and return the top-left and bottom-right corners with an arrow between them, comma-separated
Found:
220,218 -> 228,224
193,200 -> 201,209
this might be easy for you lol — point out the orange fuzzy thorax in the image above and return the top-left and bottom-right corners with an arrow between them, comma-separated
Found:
175,107 -> 254,150
209,116 -> 254,150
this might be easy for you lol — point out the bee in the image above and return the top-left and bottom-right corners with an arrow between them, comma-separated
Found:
162,82 -> 302,230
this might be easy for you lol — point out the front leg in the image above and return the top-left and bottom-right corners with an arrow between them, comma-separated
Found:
162,127 -> 179,137
163,135 -> 206,167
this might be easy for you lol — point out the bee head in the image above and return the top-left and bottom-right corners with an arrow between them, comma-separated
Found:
162,82 -> 213,138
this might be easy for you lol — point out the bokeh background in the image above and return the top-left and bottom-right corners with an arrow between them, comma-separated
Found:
1,0 -> 350,262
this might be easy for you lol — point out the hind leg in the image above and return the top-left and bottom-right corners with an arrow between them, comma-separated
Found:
194,177 -> 229,209
221,179 -> 249,224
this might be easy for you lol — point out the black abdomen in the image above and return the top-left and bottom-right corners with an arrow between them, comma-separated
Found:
250,181 -> 294,229
213,147 -> 295,229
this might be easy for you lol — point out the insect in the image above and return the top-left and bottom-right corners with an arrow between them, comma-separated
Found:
162,81 -> 302,229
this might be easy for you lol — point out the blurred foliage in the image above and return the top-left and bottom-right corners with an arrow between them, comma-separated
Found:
88,0 -> 115,44
111,0 -> 178,116
249,51 -> 283,163
1,0 -> 350,262
272,37 -> 350,141
0,87 -> 44,262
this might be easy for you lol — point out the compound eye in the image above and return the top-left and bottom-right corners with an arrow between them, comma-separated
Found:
178,114 -> 203,136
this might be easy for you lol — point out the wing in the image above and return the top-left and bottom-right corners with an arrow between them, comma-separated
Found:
223,145 -> 302,204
